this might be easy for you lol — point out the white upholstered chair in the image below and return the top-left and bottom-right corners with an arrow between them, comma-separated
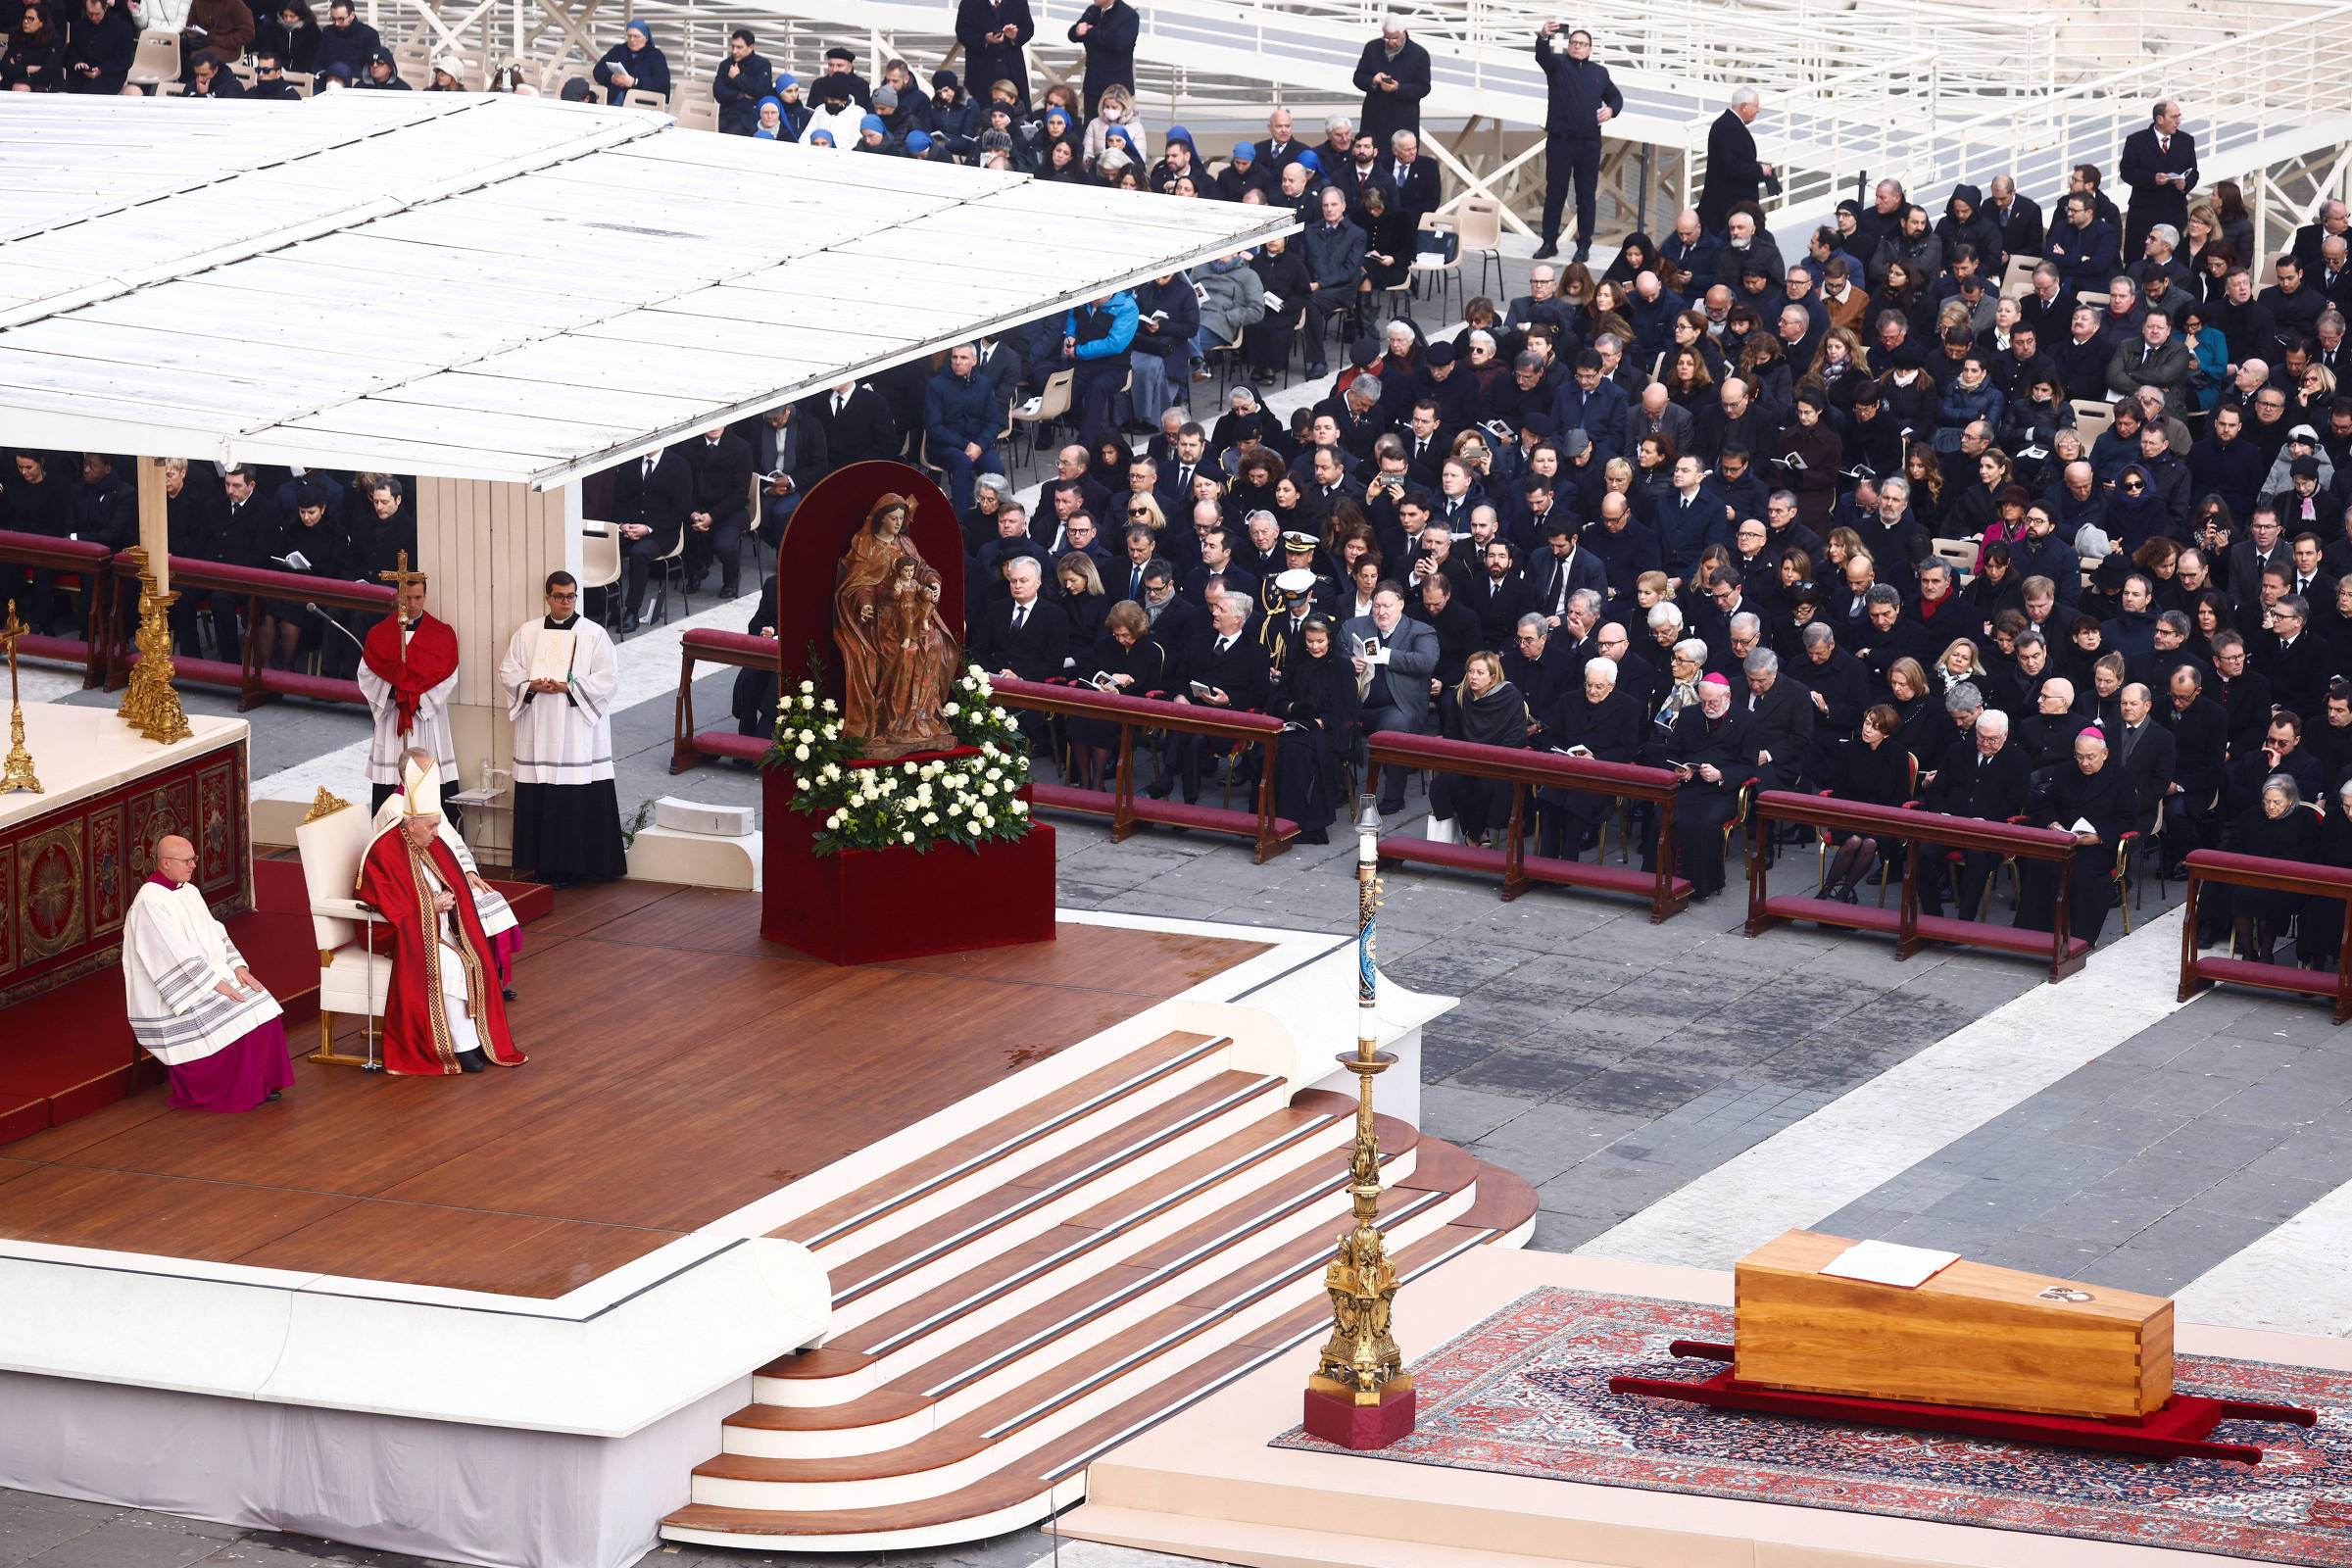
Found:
296,793 -> 393,1069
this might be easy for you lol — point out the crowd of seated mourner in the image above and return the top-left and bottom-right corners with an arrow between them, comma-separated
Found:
16,4 -> 2352,958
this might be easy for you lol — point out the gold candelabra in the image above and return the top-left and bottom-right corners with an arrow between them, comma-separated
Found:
0,600 -> 39,795
117,547 -> 193,745
1303,795 -> 1415,1447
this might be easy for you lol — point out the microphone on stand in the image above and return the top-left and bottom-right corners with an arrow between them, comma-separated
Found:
306,602 -> 369,653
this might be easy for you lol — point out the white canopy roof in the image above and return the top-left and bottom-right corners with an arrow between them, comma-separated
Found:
0,94 -> 1295,487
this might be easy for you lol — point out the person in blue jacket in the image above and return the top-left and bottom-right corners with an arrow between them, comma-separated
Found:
1064,293 -> 1139,451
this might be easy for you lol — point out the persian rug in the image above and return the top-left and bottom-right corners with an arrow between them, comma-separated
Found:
1271,1286 -> 2352,1565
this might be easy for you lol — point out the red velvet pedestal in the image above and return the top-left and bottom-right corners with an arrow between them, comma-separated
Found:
1302,1384 -> 1417,1450
760,765 -> 1057,964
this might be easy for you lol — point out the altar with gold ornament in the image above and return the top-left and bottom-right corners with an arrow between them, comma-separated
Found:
0,571 -> 251,1014
0,701 -> 251,1009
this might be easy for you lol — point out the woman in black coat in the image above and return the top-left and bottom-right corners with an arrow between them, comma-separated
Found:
256,482 -> 356,671
1819,702 -> 1914,900
1358,186 -> 1414,292
2,1 -> 65,90
1272,616 -> 1361,845
1245,236 -> 1311,385
1055,552 -> 1110,672
1065,599 -> 1165,791
253,0 -> 320,72
1429,652 -> 1530,847
2225,776 -> 2324,961
2299,782 -> 2352,967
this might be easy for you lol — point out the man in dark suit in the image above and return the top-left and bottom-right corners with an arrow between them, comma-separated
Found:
1739,648 -> 1814,790
1918,709 -> 2034,918
812,379 -> 898,470
749,401 -> 826,551
1376,130 -> 1443,229
683,425 -> 755,599
1696,88 -> 1770,235
2159,664 -> 2229,875
1531,23 -> 1622,260
2118,100 -> 2198,263
1152,591 -> 1272,803
973,556 -> 1068,747
2102,682 -> 2177,834
1526,516 -> 1610,626
1464,539 -> 1531,647
1063,0 -> 1136,116
612,444 -> 693,633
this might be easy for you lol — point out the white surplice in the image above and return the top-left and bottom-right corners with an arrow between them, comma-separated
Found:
496,615 -> 619,785
122,880 -> 284,1065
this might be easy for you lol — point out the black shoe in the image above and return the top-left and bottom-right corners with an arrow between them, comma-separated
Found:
1300,829 -> 1330,845
1572,244 -> 1592,263
621,612 -> 639,634
1377,797 -> 1405,815
1145,776 -> 1174,800
1532,242 -> 1559,259
502,987 -> 517,1001
458,1050 -> 487,1074
266,1090 -> 282,1102
1305,363 -> 1327,377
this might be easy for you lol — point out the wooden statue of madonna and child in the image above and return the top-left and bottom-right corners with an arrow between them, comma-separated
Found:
759,463 -> 1054,964
833,494 -> 962,760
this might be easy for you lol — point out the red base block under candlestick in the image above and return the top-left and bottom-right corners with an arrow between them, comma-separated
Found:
1303,1384 -> 1417,1450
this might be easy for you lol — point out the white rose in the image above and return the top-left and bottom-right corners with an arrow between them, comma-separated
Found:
902,831 -> 915,844
947,800 -> 963,815
1011,801 -> 1030,814
820,699 -> 837,713
800,681 -> 815,694
981,781 -> 998,797
794,744 -> 809,760
943,702 -> 960,717
923,811 -> 939,825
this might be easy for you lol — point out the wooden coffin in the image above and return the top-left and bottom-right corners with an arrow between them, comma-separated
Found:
1733,1229 -> 2173,1418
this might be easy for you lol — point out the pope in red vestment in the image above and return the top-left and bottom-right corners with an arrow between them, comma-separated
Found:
358,760 -> 526,1076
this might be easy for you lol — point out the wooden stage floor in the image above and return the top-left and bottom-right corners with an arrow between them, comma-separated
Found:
0,884 -> 1265,1298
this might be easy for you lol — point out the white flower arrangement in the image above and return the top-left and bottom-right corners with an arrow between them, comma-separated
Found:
767,654 -> 1034,856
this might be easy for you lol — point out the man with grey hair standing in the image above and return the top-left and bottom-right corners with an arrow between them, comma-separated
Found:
1352,13 -> 1430,151
2120,97 -> 2197,262
1698,86 -> 1771,234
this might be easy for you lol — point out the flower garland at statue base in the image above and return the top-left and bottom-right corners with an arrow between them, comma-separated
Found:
765,662 -> 1034,855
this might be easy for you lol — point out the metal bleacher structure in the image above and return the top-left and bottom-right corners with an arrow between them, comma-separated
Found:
259,0 -> 2352,261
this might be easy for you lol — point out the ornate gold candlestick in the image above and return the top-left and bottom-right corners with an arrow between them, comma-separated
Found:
0,600 -> 39,795
117,547 -> 193,745
1303,795 -> 1415,1448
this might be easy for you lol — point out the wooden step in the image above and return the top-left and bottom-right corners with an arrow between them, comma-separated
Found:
691,1145 -> 1472,1501
825,1068 -> 1289,1306
727,1117 -> 1421,1453
829,1102 -> 1356,1361
773,1031 -> 1230,1254
662,1149 -> 1519,1549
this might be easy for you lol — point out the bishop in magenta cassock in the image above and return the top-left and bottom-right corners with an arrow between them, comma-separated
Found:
358,756 -> 527,1076
122,834 -> 293,1112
